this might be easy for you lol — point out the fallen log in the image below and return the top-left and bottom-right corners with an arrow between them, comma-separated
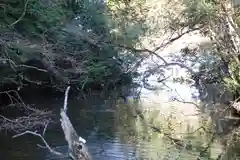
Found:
60,86 -> 92,160
12,86 -> 92,160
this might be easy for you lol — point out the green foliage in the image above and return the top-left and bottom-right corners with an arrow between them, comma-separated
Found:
0,0 -> 145,92
180,0 -> 240,98
65,0 -> 147,89
1,0 -> 73,36
107,0 -> 148,46
76,0 -> 109,36
76,0 -> 147,47
184,0 -> 215,13
223,56 -> 240,94
183,0 -> 216,25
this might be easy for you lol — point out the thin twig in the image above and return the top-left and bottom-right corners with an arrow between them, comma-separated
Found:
0,58 -> 47,72
42,122 -> 49,136
173,88 -> 200,109
63,86 -> 71,112
13,126 -> 63,156
9,0 -> 29,27
0,115 -> 16,123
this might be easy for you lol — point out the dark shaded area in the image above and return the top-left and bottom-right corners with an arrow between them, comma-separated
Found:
0,94 -> 132,160
0,0 -> 140,110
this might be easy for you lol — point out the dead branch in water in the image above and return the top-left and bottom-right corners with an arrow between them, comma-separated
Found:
10,86 -> 92,159
0,109 -> 53,133
60,86 -> 92,160
0,89 -> 54,133
13,123 -> 63,156
63,86 -> 70,112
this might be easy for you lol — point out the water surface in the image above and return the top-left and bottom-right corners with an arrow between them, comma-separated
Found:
0,90 -> 239,160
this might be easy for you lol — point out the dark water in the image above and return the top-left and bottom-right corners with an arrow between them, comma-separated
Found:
0,95 -> 154,160
1,89 -> 240,160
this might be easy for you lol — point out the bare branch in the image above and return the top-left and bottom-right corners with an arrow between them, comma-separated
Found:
173,98 -> 200,109
0,58 -> 47,72
64,26 -> 197,75
42,122 -> 49,136
172,88 -> 200,109
0,104 -> 54,133
0,115 -> 16,123
9,0 -> 29,27
60,86 -> 92,159
12,126 -> 63,156
113,42 -> 196,74
63,86 -> 71,112
153,26 -> 203,53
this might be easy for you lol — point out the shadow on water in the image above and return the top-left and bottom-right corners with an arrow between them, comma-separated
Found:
1,84 -> 240,160
0,93 -> 143,160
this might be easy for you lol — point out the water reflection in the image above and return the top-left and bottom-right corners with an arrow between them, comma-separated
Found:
0,86 -> 240,160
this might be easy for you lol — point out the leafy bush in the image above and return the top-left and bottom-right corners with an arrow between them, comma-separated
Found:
0,0 -> 144,92
1,0 -> 74,36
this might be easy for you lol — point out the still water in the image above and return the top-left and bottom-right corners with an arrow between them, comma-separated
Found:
1,86 -> 240,160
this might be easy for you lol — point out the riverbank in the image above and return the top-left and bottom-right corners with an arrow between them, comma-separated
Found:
0,0 -> 142,135
0,0 -> 139,107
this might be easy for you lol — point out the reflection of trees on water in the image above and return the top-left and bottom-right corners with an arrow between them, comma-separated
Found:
173,40 -> 240,159
198,83 -> 233,106
217,129 -> 240,160
80,90 -> 240,160
194,82 -> 240,160
114,97 -> 221,159
196,82 -> 240,133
